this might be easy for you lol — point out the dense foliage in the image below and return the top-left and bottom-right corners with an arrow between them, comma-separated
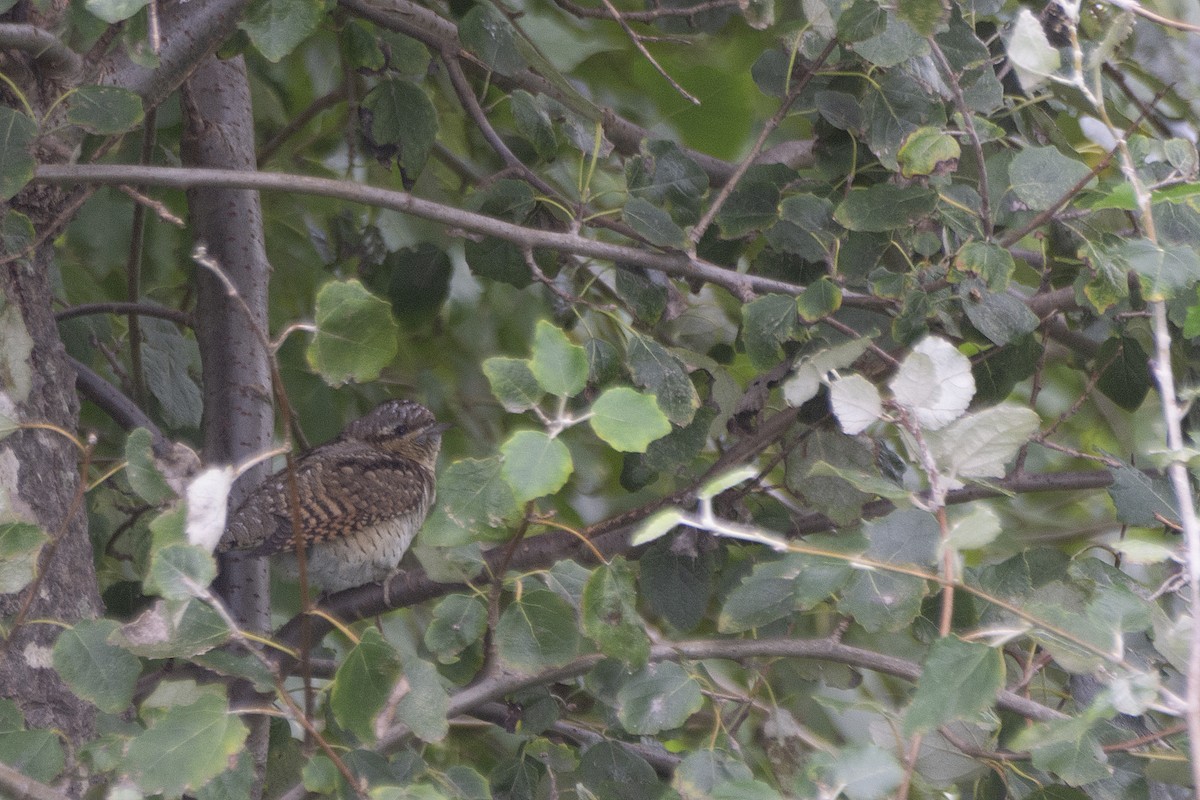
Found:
3,0 -> 1200,796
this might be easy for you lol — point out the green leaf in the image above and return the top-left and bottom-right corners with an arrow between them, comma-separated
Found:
639,537 -> 714,632
0,728 -> 64,784
483,357 -> 543,411
84,0 -> 147,22
112,599 -> 232,659
1108,464 -> 1177,527
1009,146 -> 1093,211
437,457 -> 522,534
578,742 -> 659,800
240,0 -> 324,61
959,279 -> 1039,346
627,336 -> 699,426
306,279 -> 400,386
839,569 -> 928,633
954,241 -> 1016,289
715,182 -> 780,238
742,294 -> 798,369
360,78 -> 439,178
330,627 -> 399,744
767,193 -> 837,261
424,595 -> 488,663
529,320 -> 588,397
719,552 -> 854,632
499,430 -> 573,502
0,522 -> 46,594
836,0 -> 888,42
125,428 -> 175,505
833,184 -> 938,232
459,4 -> 526,76
394,652 -> 450,744
126,695 -> 249,796
589,387 -> 672,453
786,429 -> 886,526
511,90 -> 557,160
1012,716 -> 1112,786
1095,335 -> 1151,411
813,744 -> 904,800
496,589 -> 581,673
147,543 -> 216,599
141,317 -> 202,429
1122,239 -> 1200,301
464,237 -> 532,287
796,277 -> 842,322
52,619 -> 139,714
66,86 -> 144,134
616,662 -> 703,734
897,126 -> 960,177
904,636 -> 1004,734
624,197 -> 687,248
582,558 -> 650,667
897,0 -> 948,36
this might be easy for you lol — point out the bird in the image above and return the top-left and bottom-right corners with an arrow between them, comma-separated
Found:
218,399 -> 445,594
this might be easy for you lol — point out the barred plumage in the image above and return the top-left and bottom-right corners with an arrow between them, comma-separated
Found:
219,400 -> 444,593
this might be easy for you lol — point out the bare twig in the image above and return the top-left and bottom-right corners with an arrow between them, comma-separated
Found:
596,0 -> 698,104
688,36 -> 837,247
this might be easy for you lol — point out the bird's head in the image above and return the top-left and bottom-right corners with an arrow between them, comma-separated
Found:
342,399 -> 447,468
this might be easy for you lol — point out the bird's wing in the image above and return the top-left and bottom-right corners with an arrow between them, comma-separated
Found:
219,444 -> 434,556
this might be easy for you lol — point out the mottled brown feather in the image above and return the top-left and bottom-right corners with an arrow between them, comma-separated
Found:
220,443 -> 435,556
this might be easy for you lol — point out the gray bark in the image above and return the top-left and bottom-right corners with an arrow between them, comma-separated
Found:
180,55 -> 274,794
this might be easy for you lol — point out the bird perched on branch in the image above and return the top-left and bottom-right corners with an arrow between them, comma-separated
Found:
219,400 -> 446,594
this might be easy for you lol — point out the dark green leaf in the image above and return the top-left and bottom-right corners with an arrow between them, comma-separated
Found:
52,619 -> 139,714
496,589 -> 581,673
126,695 -> 249,795
959,279 -> 1039,345
616,662 -> 703,734
360,78 -> 439,178
796,276 -> 842,322
837,0 -> 888,42
240,0 -> 324,61
715,182 -> 780,238
833,184 -> 938,232
66,86 -> 144,135
511,90 -> 557,159
624,197 -> 687,248
581,558 -> 650,667
578,742 -> 660,800
639,535 -> 714,632
459,4 -> 526,76
1095,336 -> 1151,412
627,336 -> 699,426
424,595 -> 488,663
1008,146 -> 1093,211
904,636 -> 1004,733
0,108 -> 37,200
0,522 -> 46,594
1108,464 -> 1177,527
741,294 -> 797,369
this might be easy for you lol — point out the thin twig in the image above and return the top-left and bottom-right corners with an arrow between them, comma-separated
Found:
688,37 -> 837,247
596,0 -> 698,105
928,38 -> 991,239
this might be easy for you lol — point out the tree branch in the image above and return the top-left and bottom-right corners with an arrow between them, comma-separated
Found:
36,163 -> 870,304
0,23 -> 81,79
